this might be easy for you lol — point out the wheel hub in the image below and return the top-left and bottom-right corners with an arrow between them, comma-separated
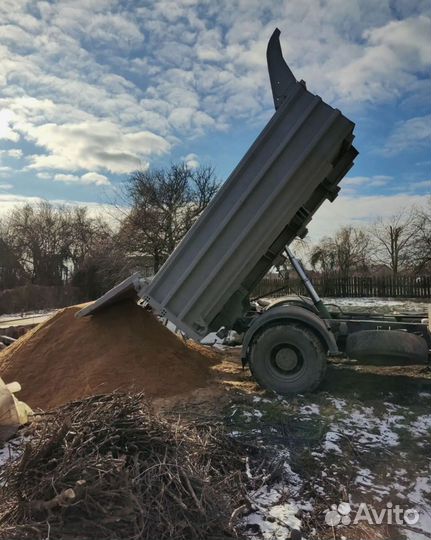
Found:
274,347 -> 299,371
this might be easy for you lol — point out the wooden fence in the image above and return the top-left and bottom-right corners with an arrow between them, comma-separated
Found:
252,275 -> 431,299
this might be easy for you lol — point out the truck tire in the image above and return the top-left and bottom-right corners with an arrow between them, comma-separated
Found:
249,323 -> 327,395
346,330 -> 428,364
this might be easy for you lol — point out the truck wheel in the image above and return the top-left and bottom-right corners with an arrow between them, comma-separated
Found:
346,330 -> 428,364
249,323 -> 327,395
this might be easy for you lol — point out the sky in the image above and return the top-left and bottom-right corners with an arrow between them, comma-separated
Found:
0,0 -> 430,240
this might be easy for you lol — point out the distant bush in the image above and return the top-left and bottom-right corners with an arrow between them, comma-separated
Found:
0,285 -> 83,315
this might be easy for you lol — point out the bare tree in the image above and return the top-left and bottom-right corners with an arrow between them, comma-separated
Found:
122,163 -> 220,272
336,227 -> 370,278
369,209 -> 418,276
0,222 -> 28,288
1,202 -> 113,288
310,226 -> 370,279
70,234 -> 131,299
69,207 -> 112,269
3,202 -> 72,285
310,238 -> 337,278
410,198 -> 431,274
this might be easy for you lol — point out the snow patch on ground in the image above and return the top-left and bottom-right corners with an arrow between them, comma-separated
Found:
409,414 -> 431,438
241,410 -> 263,422
0,438 -> 23,467
300,403 -> 320,415
405,476 -> 431,540
331,397 -> 347,411
322,430 -> 342,454
0,435 -> 26,488
0,309 -> 56,322
234,385 -> 431,539
0,443 -> 14,468
283,461 -> 303,492
332,405 -> 402,447
243,485 -> 302,539
323,297 -> 428,313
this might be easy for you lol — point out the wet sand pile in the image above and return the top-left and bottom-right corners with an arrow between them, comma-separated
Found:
0,300 -> 221,410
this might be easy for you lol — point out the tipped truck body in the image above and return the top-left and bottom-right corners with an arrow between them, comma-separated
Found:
77,29 -> 358,341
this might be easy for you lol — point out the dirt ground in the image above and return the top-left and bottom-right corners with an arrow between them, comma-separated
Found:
1,298 -> 430,540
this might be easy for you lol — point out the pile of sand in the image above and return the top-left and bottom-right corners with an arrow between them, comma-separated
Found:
0,300 -> 221,410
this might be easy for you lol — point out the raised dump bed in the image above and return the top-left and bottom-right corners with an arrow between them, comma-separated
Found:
141,37 -> 357,340
77,29 -> 357,341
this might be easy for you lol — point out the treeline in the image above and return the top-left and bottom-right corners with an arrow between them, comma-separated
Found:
305,202 -> 430,279
0,163 -> 219,304
0,161 -> 429,311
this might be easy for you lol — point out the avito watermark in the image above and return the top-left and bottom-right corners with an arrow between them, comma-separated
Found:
325,502 -> 419,527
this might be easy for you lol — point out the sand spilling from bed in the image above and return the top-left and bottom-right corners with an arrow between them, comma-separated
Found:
0,300 -> 221,410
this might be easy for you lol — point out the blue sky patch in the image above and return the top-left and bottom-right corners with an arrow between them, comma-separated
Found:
0,0 -> 429,239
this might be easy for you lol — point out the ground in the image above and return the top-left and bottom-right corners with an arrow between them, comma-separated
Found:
1,298 -> 430,540
173,298 -> 431,540
221,361 -> 431,540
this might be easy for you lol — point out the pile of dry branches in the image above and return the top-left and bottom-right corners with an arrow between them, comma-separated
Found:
0,392 -> 251,540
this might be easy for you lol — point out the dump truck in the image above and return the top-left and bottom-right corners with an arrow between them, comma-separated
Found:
78,29 -> 431,394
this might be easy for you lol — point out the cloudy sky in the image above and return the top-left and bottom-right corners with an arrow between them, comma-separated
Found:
0,0 -> 430,239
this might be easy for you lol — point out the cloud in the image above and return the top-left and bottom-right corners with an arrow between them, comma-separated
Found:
24,121 -> 169,174
54,171 -> 110,186
85,13 -> 144,50
183,153 -> 199,169
0,0 -> 429,206
0,109 -> 20,142
0,192 -> 124,226
343,175 -> 393,188
36,172 -> 51,179
53,174 -> 77,183
307,192 -> 428,241
381,114 -> 431,155
0,165 -> 12,176
0,193 -> 44,214
81,172 -> 110,186
0,148 -> 22,158
332,15 -> 431,102
0,183 -> 13,189
409,179 -> 431,190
